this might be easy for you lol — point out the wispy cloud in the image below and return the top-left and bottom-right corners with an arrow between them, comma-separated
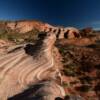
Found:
91,21 -> 100,25
93,27 -> 100,30
90,21 -> 100,30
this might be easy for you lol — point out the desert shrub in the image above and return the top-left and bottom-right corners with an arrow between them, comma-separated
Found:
75,85 -> 92,92
23,29 -> 39,42
0,29 -> 6,34
0,28 -> 39,44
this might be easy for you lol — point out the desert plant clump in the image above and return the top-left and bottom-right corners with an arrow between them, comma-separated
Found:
22,29 -> 39,42
0,28 -> 39,44
75,85 -> 92,92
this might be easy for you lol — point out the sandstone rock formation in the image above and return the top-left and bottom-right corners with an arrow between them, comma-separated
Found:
0,20 -> 100,99
0,39 -> 15,55
0,32 -> 65,100
0,20 -> 81,39
58,27 -> 80,39
7,20 -> 44,33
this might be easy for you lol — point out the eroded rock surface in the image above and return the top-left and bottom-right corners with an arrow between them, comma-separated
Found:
0,32 -> 65,100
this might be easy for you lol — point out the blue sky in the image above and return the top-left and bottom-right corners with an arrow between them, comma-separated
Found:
0,0 -> 100,29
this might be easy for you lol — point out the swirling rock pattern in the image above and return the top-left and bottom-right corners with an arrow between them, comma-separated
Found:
0,32 -> 65,100
9,80 -> 65,100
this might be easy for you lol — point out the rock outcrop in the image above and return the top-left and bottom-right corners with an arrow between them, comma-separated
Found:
0,20 -> 100,100
0,32 -> 65,100
0,39 -> 15,55
7,20 -> 44,33
0,20 -> 80,39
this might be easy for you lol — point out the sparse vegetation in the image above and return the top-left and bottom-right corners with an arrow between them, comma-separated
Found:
0,28 -> 39,44
57,40 -> 100,99
75,85 -> 92,92
0,20 -> 100,99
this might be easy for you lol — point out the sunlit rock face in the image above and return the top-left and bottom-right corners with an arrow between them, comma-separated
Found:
0,39 -> 15,55
58,27 -> 80,39
7,20 -> 44,33
6,20 -> 81,39
40,26 -> 80,39
0,32 -> 65,100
